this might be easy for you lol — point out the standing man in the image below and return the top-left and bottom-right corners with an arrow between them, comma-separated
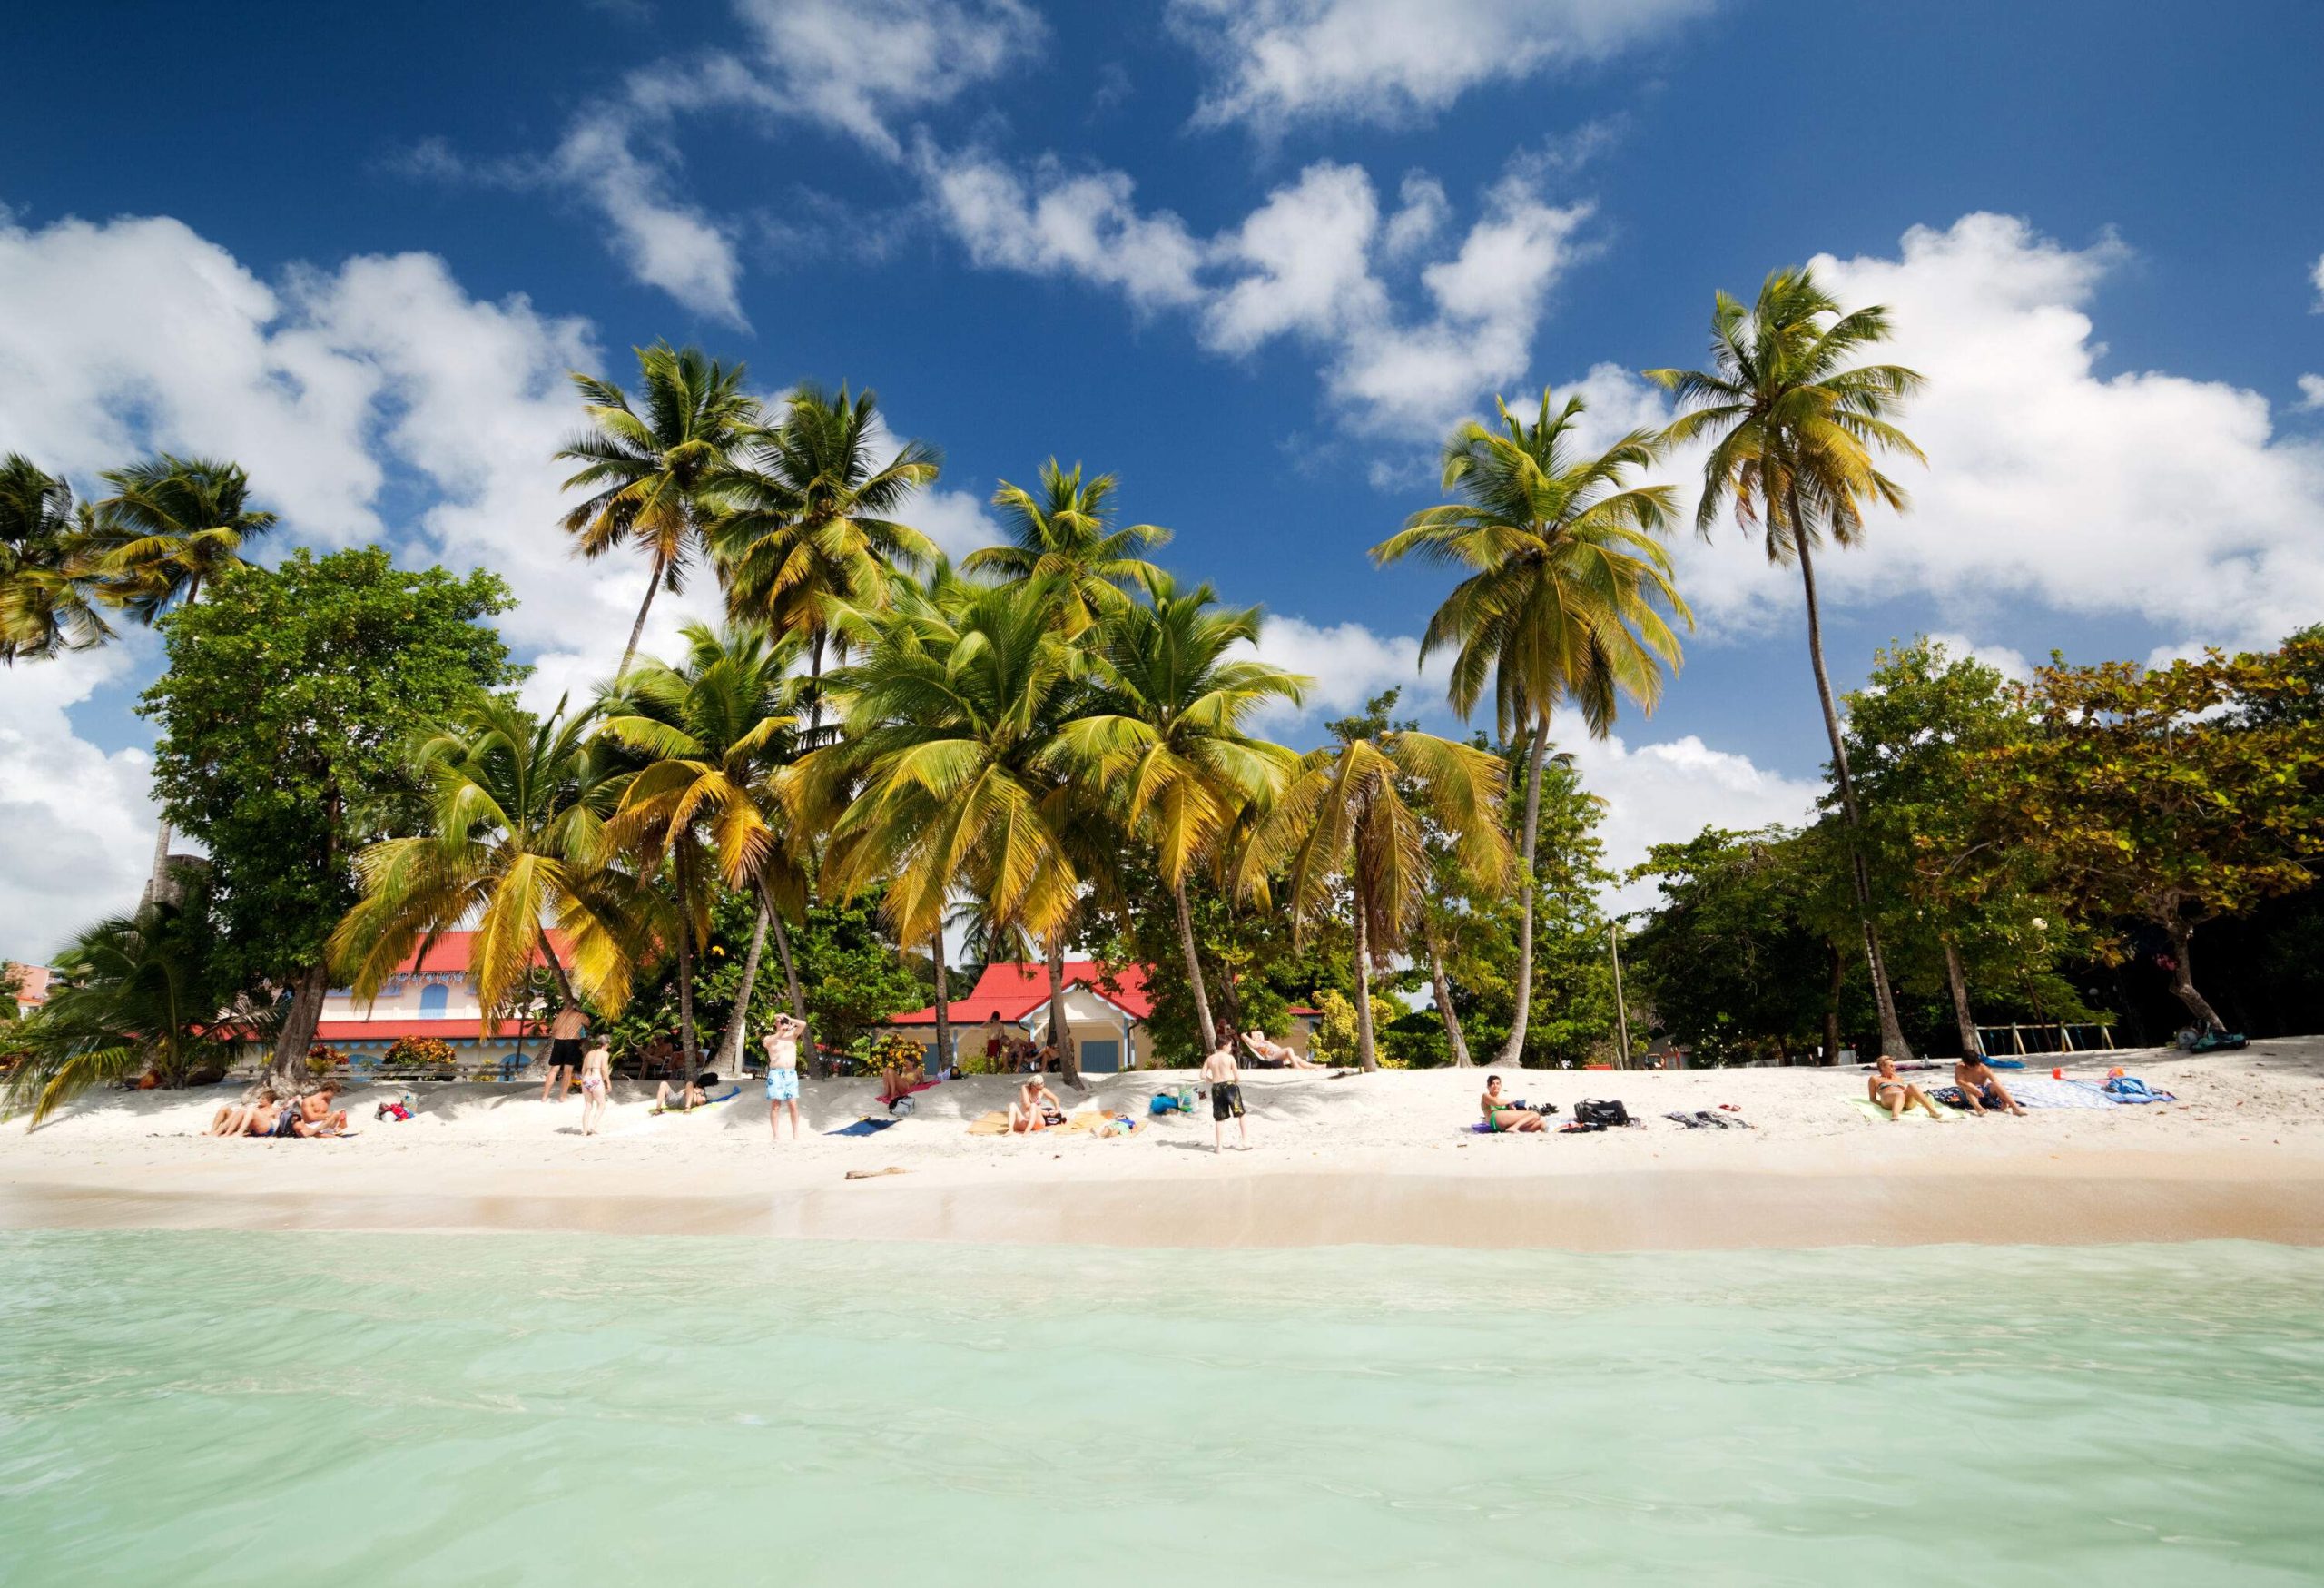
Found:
763,1013 -> 804,1148
541,1001 -> 588,1102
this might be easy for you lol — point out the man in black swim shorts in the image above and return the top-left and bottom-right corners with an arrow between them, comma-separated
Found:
1200,1022 -> 1248,1153
542,1001 -> 589,1101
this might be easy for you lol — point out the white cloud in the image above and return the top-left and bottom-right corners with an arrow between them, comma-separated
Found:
1201,162 -> 1385,353
906,486 -> 1005,565
2312,252 -> 2324,310
1168,0 -> 1717,134
2297,373 -> 2324,410
0,644 -> 162,962
917,145 -> 1207,311
1922,633 -> 2034,684
1246,614 -> 1448,730
551,112 -> 745,325
1380,173 -> 1449,261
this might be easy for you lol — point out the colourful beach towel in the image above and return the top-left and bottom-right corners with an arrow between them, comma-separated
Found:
826,1116 -> 898,1137
1850,1097 -> 1957,1123
2003,1077 -> 2118,1110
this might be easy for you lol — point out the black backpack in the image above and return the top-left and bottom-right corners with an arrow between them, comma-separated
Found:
1574,1098 -> 1630,1128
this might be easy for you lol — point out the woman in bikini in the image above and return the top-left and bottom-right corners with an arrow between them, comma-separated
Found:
579,1041 -> 611,1134
1867,1054 -> 1944,1120
1480,1073 -> 1548,1132
1009,1077 -> 1064,1134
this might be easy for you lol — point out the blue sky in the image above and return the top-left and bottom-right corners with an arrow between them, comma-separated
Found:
3,0 -> 2322,960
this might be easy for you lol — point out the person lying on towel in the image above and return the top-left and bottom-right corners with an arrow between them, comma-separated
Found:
1866,1055 -> 1945,1120
1953,1054 -> 2027,1117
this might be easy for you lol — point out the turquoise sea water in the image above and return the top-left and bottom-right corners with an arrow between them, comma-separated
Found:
1,1235 -> 2319,1585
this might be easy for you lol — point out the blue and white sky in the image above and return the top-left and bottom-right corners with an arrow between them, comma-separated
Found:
4,0 -> 2322,960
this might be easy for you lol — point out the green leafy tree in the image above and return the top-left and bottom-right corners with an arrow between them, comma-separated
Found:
1648,269 -> 1926,1058
140,548 -> 517,1077
556,342 -> 759,677
963,459 -> 1171,638
1374,386 -> 1689,1064
0,455 -> 113,664
1983,636 -> 2324,1033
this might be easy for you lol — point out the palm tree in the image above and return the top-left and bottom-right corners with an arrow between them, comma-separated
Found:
822,578 -> 1108,1083
80,454 -> 279,905
1071,570 -> 1306,1051
1374,388 -> 1689,1063
1237,693 -> 1511,1071
710,382 -> 940,733
963,459 -> 1171,638
2,897 -> 258,1128
556,342 -> 758,679
596,622 -> 814,1071
330,694 -> 647,1028
1645,267 -> 1927,1059
0,456 -> 113,664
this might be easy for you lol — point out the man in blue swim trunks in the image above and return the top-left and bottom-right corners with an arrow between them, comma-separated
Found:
762,1013 -> 804,1147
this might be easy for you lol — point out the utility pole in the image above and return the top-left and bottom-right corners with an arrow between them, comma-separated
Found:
1609,919 -> 1631,1070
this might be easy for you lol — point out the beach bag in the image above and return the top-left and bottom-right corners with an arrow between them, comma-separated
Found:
889,1095 -> 916,1117
1574,1099 -> 1630,1128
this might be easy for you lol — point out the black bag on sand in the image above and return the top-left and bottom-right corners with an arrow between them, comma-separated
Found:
1574,1099 -> 1631,1128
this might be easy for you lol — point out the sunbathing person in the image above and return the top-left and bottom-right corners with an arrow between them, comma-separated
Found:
1245,1031 -> 1325,1070
876,1060 -> 925,1108
298,1083 -> 350,1135
655,1076 -> 713,1112
1867,1055 -> 1944,1120
209,1088 -> 276,1137
1009,1078 -> 1065,1134
1953,1054 -> 2027,1117
1480,1074 -> 1549,1132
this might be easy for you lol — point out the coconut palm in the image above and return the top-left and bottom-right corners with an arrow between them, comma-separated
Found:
963,459 -> 1170,638
596,622 -> 815,1070
822,578 -> 1109,1083
1070,570 -> 1307,1050
1237,694 -> 1511,1071
1645,267 -> 1927,1059
0,456 -> 113,664
1373,387 -> 1689,1063
79,454 -> 279,904
2,896 -> 258,1128
709,382 -> 940,732
556,342 -> 758,678
330,694 -> 647,1025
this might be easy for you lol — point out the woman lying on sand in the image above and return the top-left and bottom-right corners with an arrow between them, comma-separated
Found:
1009,1078 -> 1065,1134
1242,1031 -> 1325,1070
1867,1056 -> 1945,1120
1480,1074 -> 1548,1132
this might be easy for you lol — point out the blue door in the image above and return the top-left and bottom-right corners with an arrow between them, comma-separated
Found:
1080,1039 -> 1121,1074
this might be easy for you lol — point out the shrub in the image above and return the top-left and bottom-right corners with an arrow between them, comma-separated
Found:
306,1043 -> 349,1077
382,1036 -> 457,1072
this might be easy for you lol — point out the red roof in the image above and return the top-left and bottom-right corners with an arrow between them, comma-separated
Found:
316,1017 -> 550,1041
7,962 -> 51,1009
888,960 -> 1154,1025
398,931 -> 572,975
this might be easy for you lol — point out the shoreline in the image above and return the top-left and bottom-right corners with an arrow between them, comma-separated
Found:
5,1038 -> 2321,1250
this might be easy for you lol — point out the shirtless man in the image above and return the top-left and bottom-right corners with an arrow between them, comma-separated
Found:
655,1076 -> 711,1112
1867,1054 -> 1944,1120
1201,1022 -> 1247,1152
541,1001 -> 588,1101
298,1083 -> 350,1135
1953,1053 -> 2027,1117
1245,1031 -> 1325,1071
209,1088 -> 275,1137
1480,1073 -> 1548,1132
1008,1076 -> 1064,1134
763,1014 -> 805,1146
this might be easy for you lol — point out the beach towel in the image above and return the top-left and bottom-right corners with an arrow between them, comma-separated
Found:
2004,1077 -> 2118,1110
1984,1059 -> 2027,1070
2102,1076 -> 2175,1103
1850,1097 -> 1957,1123
826,1116 -> 898,1137
967,1110 -> 1012,1136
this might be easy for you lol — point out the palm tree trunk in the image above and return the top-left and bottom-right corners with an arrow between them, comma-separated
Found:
1942,935 -> 1981,1058
756,876 -> 818,1069
616,551 -> 665,681
1496,715 -> 1551,1064
1428,935 -> 1472,1067
718,898 -> 772,1070
2163,919 -> 2226,1033
1047,932 -> 1080,1089
674,855 -> 701,1073
1823,939 -> 1844,1066
1353,905 -> 1378,1073
1171,876 -> 1217,1054
931,935 -> 953,1075
1789,508 -> 1914,1060
268,962 -> 332,1085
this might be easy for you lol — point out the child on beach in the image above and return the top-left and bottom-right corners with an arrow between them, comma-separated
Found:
1201,1022 -> 1247,1152
209,1088 -> 275,1137
763,1014 -> 804,1147
579,1040 -> 611,1135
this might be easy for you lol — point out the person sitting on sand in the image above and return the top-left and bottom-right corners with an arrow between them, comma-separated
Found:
1952,1053 -> 2027,1117
1867,1055 -> 1944,1120
1201,1023 -> 1248,1153
876,1057 -> 925,1108
656,1075 -> 712,1112
1245,1031 -> 1325,1071
210,1088 -> 275,1137
1480,1073 -> 1548,1132
298,1083 -> 350,1136
1009,1077 -> 1065,1134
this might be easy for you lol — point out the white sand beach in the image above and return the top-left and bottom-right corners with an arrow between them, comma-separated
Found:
4,1039 -> 2320,1249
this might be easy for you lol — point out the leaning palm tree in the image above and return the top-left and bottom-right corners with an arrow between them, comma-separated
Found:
1070,570 -> 1307,1050
81,454 -> 279,904
2,897 -> 259,1128
330,694 -> 647,1025
596,622 -> 815,1070
964,459 -> 1171,638
822,578 -> 1108,1083
0,456 -> 113,664
1237,695 -> 1511,1071
709,382 -> 940,732
1374,388 -> 1689,1063
1646,267 -> 1927,1059
556,342 -> 758,679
